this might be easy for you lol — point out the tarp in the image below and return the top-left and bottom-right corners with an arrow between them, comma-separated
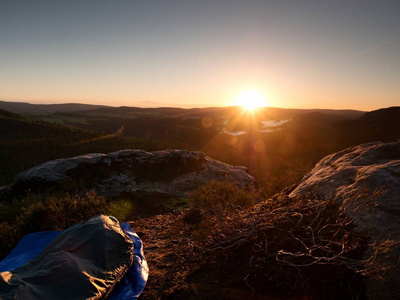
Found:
0,215 -> 148,299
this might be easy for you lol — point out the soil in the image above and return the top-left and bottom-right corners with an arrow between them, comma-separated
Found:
130,212 -> 201,299
130,211 -> 312,300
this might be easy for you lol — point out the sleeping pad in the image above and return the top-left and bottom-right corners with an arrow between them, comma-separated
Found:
0,215 -> 148,299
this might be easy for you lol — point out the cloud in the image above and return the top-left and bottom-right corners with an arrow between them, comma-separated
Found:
259,119 -> 290,133
221,129 -> 246,136
349,37 -> 398,60
259,128 -> 282,133
260,120 -> 291,127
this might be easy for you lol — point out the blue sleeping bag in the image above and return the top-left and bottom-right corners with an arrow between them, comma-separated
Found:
0,217 -> 148,299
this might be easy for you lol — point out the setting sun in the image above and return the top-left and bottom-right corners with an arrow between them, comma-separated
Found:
234,90 -> 268,111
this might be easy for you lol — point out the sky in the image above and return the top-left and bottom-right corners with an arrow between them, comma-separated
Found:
0,0 -> 399,110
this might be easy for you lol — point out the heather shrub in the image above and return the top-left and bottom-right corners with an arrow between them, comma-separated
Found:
186,181 -> 258,240
107,198 -> 135,222
0,191 -> 109,259
18,191 -> 108,232
189,181 -> 256,220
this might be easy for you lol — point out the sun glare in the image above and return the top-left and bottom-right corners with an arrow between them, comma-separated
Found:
235,90 -> 268,111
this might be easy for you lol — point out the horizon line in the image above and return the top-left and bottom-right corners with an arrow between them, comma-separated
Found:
0,99 -> 376,112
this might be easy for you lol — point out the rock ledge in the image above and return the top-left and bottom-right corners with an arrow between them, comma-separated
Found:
1,149 -> 255,201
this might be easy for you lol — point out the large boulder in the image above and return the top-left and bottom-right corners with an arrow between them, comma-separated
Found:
290,142 -> 400,299
0,149 -> 255,201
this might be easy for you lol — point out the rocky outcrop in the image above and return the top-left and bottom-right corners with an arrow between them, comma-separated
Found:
290,141 -> 400,300
0,149 -> 255,201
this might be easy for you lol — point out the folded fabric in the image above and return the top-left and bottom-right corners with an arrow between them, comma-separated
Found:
0,215 -> 148,299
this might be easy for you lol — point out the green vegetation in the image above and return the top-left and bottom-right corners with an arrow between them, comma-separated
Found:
189,180 -> 257,221
107,198 -> 136,222
184,181 -> 259,240
29,114 -> 90,124
0,188 -> 143,259
0,191 -> 108,258
115,194 -> 190,219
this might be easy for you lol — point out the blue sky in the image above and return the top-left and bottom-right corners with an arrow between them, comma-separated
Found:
0,0 -> 399,110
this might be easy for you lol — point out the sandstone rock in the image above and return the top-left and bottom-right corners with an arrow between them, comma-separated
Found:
290,141 -> 400,300
1,149 -> 255,201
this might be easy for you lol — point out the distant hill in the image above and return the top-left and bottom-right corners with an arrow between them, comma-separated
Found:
337,106 -> 400,143
0,100 -> 365,119
355,106 -> 400,141
0,101 -> 108,114
78,105 -> 365,120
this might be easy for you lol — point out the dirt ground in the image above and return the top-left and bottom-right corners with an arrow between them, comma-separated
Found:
130,211 -> 296,300
130,212 -> 201,299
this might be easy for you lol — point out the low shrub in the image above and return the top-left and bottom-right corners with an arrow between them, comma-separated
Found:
18,191 -> 108,232
189,181 -> 257,220
186,181 -> 259,240
0,191 -> 109,259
